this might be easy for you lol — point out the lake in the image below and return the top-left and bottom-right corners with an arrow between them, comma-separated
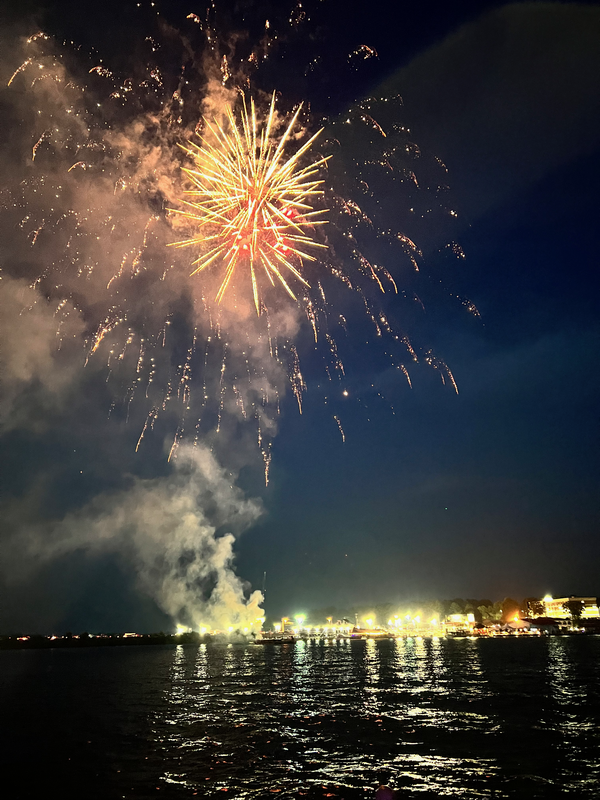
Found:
1,636 -> 599,798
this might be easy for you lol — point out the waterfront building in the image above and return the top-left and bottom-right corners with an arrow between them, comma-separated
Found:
539,595 -> 599,619
443,613 -> 475,634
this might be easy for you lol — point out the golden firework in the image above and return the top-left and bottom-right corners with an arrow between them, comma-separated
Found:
170,93 -> 329,314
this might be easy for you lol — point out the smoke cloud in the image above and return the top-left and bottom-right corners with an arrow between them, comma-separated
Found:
0,30 -> 291,632
2,444 -> 264,630
0,277 -> 84,432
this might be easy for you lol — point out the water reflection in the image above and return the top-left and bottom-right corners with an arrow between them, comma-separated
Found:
361,639 -> 381,714
546,637 -> 600,793
145,637 -> 600,798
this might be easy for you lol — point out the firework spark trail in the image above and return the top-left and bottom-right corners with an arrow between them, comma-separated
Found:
0,11 -> 475,633
4,32 -> 465,465
3,31 -> 464,462
333,414 -> 345,442
136,406 -> 159,452
169,93 -> 330,314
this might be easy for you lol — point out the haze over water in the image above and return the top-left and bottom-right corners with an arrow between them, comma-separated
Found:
2,636 -> 599,798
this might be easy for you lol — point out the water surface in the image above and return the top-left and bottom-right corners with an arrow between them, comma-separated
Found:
1,636 -> 599,798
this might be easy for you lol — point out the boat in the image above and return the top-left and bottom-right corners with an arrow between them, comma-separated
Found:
349,626 -> 392,639
252,631 -> 295,644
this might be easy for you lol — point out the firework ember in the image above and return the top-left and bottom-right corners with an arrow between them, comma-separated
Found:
170,93 -> 329,314
0,3 -> 477,642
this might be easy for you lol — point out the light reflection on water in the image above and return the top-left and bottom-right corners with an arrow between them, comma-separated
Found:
146,637 -> 600,798
3,636 -> 600,798
544,637 -> 600,793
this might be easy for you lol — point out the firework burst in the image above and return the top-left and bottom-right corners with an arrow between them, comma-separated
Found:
2,26 -> 466,479
170,93 -> 330,314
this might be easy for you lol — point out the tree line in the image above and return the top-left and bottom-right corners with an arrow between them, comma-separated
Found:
301,596 -> 593,627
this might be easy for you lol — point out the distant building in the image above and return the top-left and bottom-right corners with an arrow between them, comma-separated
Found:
527,617 -> 561,634
444,613 -> 475,634
540,596 -> 599,619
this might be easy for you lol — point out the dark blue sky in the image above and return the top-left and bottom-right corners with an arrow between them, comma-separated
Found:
238,0 -> 600,615
1,0 -> 599,631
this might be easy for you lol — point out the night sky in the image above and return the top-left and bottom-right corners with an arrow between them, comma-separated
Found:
1,0 -> 599,633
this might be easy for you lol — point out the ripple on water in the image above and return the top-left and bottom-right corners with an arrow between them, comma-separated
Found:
1,636 -> 599,798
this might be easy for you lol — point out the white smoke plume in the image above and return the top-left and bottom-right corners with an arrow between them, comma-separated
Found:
0,31 -> 290,631
4,444 -> 264,630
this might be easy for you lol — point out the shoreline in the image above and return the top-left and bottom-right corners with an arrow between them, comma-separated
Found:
2,629 -> 598,651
